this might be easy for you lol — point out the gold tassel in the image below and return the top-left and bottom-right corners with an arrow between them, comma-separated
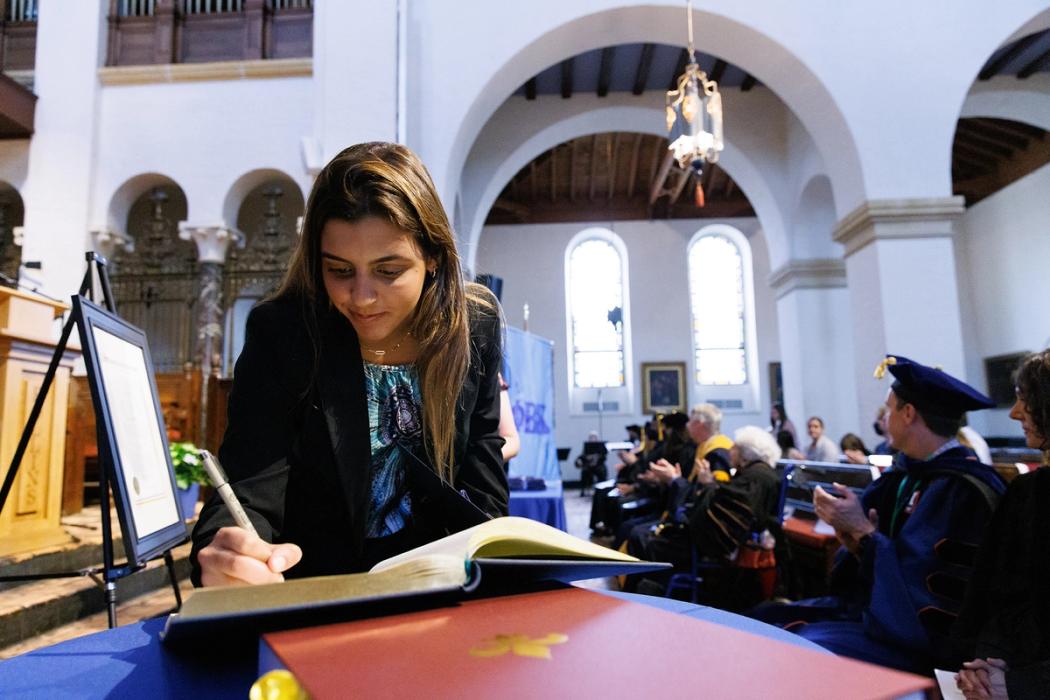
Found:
873,356 -> 897,380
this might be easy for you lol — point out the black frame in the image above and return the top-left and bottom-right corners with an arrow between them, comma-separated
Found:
73,295 -> 187,564
984,351 -> 1029,408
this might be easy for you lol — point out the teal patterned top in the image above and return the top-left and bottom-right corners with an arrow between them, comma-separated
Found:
362,360 -> 422,538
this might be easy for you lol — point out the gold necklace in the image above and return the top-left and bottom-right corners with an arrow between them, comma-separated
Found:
361,330 -> 411,359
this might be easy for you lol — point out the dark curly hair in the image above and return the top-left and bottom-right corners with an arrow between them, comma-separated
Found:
1016,349 -> 1050,451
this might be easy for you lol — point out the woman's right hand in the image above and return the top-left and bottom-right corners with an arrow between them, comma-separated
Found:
197,526 -> 303,587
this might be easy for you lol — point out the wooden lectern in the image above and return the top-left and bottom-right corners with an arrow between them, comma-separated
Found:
0,287 -> 78,557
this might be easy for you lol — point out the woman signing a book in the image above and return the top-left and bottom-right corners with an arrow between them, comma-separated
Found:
190,142 -> 509,587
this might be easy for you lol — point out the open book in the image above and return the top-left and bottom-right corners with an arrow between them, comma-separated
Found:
161,516 -> 668,645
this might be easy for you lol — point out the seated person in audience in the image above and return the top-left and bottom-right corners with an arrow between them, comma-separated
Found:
625,423 -> 643,450
624,425 -> 778,596
778,429 -> 805,460
871,405 -> 895,456
840,433 -> 871,465
751,355 -> 1005,675
804,416 -> 842,462
575,431 -> 608,492
602,413 -> 695,542
770,402 -> 798,447
954,349 -> 1050,700
609,411 -> 697,547
623,403 -> 734,544
591,422 -> 657,534
498,373 -> 520,465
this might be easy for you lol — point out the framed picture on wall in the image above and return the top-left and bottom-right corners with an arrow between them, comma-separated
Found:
641,362 -> 687,414
984,352 -> 1029,408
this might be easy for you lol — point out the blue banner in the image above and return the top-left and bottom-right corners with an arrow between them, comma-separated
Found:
503,327 -> 558,479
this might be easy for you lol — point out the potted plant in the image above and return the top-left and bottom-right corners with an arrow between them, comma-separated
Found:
170,441 -> 208,520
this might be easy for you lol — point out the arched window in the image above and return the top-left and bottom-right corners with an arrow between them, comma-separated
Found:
687,229 -> 750,386
564,229 -> 630,390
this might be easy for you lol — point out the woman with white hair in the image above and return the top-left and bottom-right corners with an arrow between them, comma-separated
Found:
624,425 -> 783,605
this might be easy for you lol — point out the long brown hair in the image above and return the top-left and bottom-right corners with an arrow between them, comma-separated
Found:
1016,349 -> 1050,453
275,142 -> 488,482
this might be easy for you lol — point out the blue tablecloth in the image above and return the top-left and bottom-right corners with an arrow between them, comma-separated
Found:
0,590 -> 827,698
508,479 -> 567,531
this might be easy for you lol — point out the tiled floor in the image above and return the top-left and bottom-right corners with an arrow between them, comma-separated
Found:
0,485 -> 611,659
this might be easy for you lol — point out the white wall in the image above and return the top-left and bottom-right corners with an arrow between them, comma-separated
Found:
956,162 -> 1050,439
476,217 -> 779,480
91,77 -> 313,233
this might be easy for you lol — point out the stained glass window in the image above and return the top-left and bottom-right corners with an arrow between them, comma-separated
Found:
688,234 -> 747,385
567,236 -> 627,388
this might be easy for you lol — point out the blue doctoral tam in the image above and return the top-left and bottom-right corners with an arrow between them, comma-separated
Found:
875,354 -> 994,419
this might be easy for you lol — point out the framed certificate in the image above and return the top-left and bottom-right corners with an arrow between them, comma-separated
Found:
73,296 -> 188,564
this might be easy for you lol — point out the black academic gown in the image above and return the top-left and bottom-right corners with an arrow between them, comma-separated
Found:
755,445 -> 1005,674
953,467 -> 1050,699
190,293 -> 508,584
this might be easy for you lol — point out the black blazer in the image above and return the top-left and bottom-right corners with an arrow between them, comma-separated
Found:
190,292 -> 509,583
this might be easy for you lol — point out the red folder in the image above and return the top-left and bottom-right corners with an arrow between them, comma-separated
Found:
261,588 -> 934,699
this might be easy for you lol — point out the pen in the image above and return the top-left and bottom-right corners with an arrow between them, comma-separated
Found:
199,449 -> 258,538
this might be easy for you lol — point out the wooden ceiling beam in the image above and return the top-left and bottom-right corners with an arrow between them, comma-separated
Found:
667,48 -> 689,92
954,143 -> 996,167
1017,44 -> 1050,79
668,167 -> 691,205
724,175 -> 736,200
633,43 -> 655,95
648,149 -> 675,205
597,47 -> 615,97
524,77 -> 536,101
646,138 -> 664,201
626,133 -> 642,199
569,138 -> 578,202
976,117 -> 1045,140
550,146 -> 558,202
956,120 -> 1027,150
740,73 -> 757,91
978,32 -> 1042,80
710,59 -> 727,84
529,161 -> 537,202
701,161 -> 717,198
560,58 -> 574,99
954,133 -> 1012,158
951,149 -> 991,173
589,134 -> 600,200
607,133 -> 620,200
485,196 -> 754,226
491,198 -> 530,220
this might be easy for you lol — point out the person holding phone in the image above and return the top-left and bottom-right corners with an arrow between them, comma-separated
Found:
190,142 -> 508,587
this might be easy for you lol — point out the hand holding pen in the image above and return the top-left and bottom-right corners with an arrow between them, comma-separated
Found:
196,450 -> 302,587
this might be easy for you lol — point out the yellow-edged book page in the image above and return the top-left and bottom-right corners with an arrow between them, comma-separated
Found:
369,516 -> 636,574
180,554 -> 467,619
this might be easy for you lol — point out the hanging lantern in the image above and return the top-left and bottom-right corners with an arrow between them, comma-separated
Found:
666,0 -> 724,180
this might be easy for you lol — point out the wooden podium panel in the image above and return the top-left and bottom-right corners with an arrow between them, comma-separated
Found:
0,287 -> 78,557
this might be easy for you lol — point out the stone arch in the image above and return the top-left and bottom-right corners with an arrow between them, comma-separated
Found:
960,77 -> 1050,132
106,173 -> 185,240
461,96 -> 789,271
221,168 -> 305,236
0,180 -> 25,280
940,6 -> 1050,179
790,175 -> 838,260
443,4 -> 864,223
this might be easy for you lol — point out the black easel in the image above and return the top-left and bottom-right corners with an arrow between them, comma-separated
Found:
0,252 -> 184,628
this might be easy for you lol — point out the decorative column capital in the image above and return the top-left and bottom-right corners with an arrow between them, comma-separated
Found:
768,258 -> 846,299
178,223 -> 244,264
832,197 -> 965,257
90,228 -> 134,259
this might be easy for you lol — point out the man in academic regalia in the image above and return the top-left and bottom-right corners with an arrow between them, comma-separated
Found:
751,355 -> 1005,674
